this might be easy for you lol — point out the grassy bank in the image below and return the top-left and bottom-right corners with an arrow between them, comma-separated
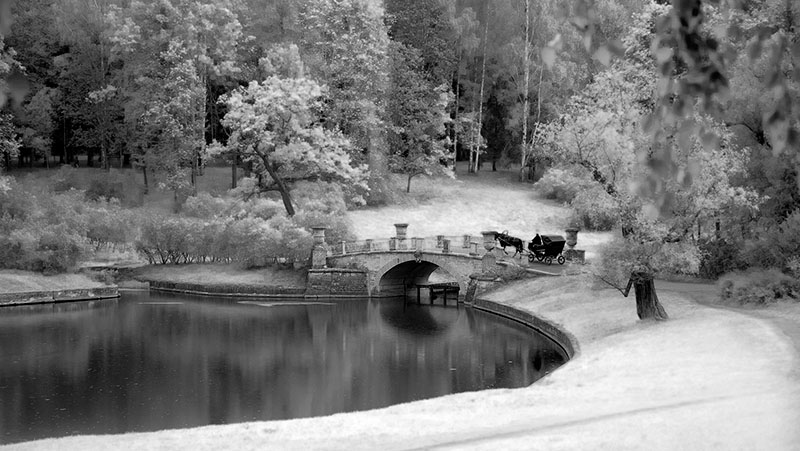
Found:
0,270 -> 106,294
126,263 -> 307,288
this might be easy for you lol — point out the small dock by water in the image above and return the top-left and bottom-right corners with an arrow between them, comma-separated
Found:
410,282 -> 460,305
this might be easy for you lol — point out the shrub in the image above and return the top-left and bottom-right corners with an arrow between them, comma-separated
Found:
183,193 -> 239,219
85,178 -> 125,202
226,217 -> 284,268
718,268 -> 800,305
532,167 -> 596,203
743,210 -> 800,270
568,187 -> 619,231
0,176 -> 31,221
136,213 -> 190,264
33,226 -> 85,274
245,197 -> 284,220
85,204 -> 137,249
293,181 -> 348,214
699,238 -> 747,279
51,166 -> 82,192
0,225 -> 85,274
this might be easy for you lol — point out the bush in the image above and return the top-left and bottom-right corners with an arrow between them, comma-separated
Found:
183,193 -> 240,219
532,167 -> 596,203
85,178 -> 125,202
245,197 -> 284,220
85,203 -> 137,249
51,166 -> 82,192
699,238 -> 747,279
33,226 -> 85,274
0,176 -> 31,222
568,187 -> 619,231
718,268 -> 800,305
743,210 -> 800,270
0,225 -> 85,274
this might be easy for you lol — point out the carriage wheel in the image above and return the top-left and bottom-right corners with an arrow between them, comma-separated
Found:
536,254 -> 544,262
545,255 -> 553,265
528,253 -> 534,263
557,255 -> 565,265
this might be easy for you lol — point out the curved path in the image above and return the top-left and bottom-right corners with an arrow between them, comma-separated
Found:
4,278 -> 799,450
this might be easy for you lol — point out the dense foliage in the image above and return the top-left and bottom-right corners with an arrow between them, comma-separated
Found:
0,0 -> 797,309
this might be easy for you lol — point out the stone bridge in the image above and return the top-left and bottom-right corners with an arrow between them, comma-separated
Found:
328,248 -> 483,297
310,224 -> 496,297
306,224 -> 581,298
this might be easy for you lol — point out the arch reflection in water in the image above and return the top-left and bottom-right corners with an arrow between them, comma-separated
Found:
0,292 -> 566,445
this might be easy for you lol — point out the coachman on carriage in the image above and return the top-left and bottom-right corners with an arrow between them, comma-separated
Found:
494,231 -> 567,265
527,234 -> 566,265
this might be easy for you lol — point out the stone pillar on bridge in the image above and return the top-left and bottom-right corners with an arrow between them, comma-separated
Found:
564,227 -> 585,264
394,223 -> 409,250
481,231 -> 497,272
311,227 -> 328,269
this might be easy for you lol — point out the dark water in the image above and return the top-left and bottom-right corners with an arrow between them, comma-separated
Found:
0,291 -> 566,444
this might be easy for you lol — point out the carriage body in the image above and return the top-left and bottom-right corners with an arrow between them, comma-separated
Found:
527,234 -> 566,265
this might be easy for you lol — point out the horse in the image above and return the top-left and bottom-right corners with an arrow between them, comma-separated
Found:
495,230 -> 524,258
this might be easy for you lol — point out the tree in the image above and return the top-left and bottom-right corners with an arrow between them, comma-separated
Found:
105,0 -> 242,193
298,0 -> 390,204
0,111 -> 20,170
385,0 -> 457,85
442,4 -> 480,172
387,42 -> 453,192
216,76 -> 366,216
546,23 -> 759,319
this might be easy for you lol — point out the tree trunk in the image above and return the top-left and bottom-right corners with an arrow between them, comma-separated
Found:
625,271 -> 668,321
231,157 -> 237,189
452,55 -> 461,173
474,17 -> 489,174
142,165 -> 149,195
406,174 -> 412,193
520,0 -> 531,181
262,157 -> 295,216
191,155 -> 198,196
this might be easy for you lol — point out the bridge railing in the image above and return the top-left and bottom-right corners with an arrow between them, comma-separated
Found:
327,235 -> 488,257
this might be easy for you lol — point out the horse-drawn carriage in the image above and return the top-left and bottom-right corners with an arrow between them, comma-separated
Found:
495,231 -> 566,265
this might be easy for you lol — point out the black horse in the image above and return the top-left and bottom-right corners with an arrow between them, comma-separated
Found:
495,230 -> 524,257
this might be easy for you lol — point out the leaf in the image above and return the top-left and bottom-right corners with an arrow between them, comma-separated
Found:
642,113 -> 657,135
747,39 -> 762,61
654,46 -> 673,64
583,33 -> 592,52
541,46 -> 556,69
547,33 -> 563,51
594,46 -> 611,66
606,40 -> 625,57
700,130 -> 719,151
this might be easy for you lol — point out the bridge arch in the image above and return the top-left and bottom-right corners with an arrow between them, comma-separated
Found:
370,253 -> 472,296
325,250 -> 483,297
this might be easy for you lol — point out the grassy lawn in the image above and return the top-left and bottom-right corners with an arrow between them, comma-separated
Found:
350,163 -> 613,260
127,263 -> 307,287
0,270 -> 106,294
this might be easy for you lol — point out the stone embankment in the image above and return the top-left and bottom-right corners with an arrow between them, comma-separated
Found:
0,286 -> 119,307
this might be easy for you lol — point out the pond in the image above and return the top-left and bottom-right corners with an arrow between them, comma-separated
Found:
0,291 -> 567,445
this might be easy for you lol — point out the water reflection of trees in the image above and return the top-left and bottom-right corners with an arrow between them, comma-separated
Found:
0,293 -> 566,444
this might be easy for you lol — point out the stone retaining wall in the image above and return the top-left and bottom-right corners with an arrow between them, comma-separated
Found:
306,268 -> 368,296
0,287 -> 120,307
467,297 -> 578,359
148,280 -> 307,297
